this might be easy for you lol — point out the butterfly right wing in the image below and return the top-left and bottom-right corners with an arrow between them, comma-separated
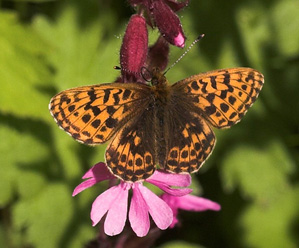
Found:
49,83 -> 151,145
172,68 -> 264,128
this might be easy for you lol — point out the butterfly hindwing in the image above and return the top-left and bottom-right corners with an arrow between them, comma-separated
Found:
161,101 -> 216,174
172,68 -> 264,128
105,107 -> 156,182
49,83 -> 151,145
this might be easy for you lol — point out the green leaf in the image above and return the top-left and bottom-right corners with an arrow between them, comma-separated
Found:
236,3 -> 270,69
13,183 -> 74,248
221,139 -> 295,202
240,186 -> 299,248
158,241 -> 205,248
270,0 -> 299,57
0,124 -> 49,205
0,11 -> 52,121
33,5 -> 120,92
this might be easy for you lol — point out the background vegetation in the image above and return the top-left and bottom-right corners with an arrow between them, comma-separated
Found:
0,0 -> 298,247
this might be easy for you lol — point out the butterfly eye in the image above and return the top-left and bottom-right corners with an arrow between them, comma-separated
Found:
141,67 -> 152,82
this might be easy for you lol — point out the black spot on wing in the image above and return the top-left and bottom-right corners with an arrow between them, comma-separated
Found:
82,114 -> 91,123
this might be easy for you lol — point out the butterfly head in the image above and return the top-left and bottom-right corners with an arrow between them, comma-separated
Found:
151,67 -> 167,86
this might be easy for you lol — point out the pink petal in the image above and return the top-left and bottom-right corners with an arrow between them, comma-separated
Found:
176,195 -> 221,211
162,194 -> 221,212
91,185 -> 127,226
147,170 -> 191,187
147,170 -> 192,196
161,194 -> 220,228
72,178 -> 97,196
174,33 -> 185,48
138,184 -> 173,230
129,183 -> 150,237
72,162 -> 115,196
104,184 -> 129,236
83,162 -> 114,181
150,181 -> 192,196
170,212 -> 179,228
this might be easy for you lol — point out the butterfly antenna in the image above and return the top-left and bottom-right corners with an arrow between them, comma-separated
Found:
114,65 -> 141,77
164,34 -> 205,75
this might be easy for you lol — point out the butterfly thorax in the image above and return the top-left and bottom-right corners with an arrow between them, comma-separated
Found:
151,68 -> 167,86
150,68 -> 170,105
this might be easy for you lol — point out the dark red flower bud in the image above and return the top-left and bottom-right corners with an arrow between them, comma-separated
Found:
146,36 -> 169,71
120,14 -> 148,83
165,0 -> 189,12
152,0 -> 186,48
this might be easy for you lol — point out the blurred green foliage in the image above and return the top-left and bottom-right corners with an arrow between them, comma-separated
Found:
0,0 -> 298,247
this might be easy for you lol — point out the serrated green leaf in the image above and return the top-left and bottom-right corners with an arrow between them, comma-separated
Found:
0,11 -> 52,121
13,183 -> 73,248
33,6 -> 120,92
221,139 -> 295,202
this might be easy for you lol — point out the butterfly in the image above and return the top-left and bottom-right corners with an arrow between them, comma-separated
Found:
49,67 -> 264,182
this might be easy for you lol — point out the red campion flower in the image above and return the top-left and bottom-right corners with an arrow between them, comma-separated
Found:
73,162 -> 193,237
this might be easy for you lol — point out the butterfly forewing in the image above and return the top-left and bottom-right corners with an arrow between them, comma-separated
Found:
49,83 -> 151,145
173,68 -> 264,128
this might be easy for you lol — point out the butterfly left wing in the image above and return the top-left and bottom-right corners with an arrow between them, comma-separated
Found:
161,102 -> 216,174
172,68 -> 264,128
49,83 -> 151,145
105,107 -> 156,182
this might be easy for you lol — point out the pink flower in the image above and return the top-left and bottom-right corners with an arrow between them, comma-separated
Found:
73,162 -> 192,237
161,193 -> 221,228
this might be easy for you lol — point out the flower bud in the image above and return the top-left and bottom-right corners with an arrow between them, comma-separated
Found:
120,14 -> 148,83
152,0 -> 186,48
146,36 -> 169,71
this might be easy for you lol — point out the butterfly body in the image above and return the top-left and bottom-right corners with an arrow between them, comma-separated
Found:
50,67 -> 264,182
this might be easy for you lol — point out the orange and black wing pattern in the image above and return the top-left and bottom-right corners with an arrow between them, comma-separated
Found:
162,107 -> 216,174
172,68 -> 264,128
49,83 -> 151,145
164,67 -> 264,174
106,108 -> 156,182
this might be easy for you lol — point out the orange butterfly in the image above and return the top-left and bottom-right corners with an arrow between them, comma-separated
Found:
49,67 -> 264,182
